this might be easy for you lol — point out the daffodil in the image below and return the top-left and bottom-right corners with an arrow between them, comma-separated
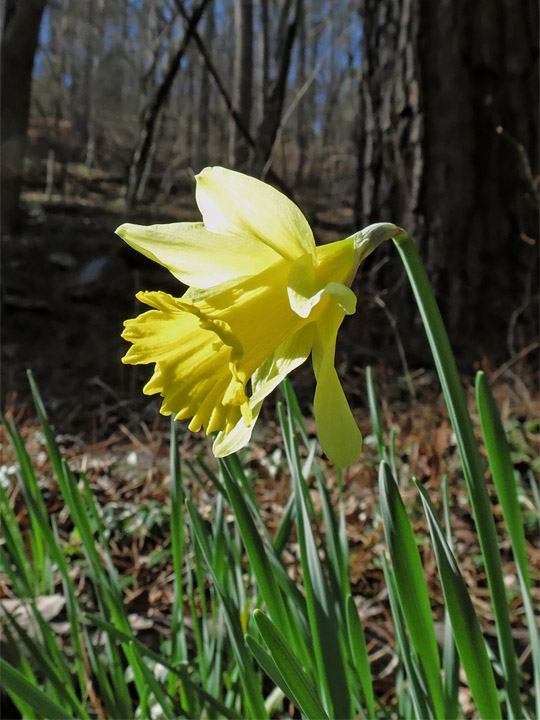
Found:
118,167 -> 396,466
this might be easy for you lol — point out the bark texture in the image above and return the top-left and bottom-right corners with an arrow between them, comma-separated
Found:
1,0 -> 47,234
229,0 -> 253,170
356,0 -> 539,360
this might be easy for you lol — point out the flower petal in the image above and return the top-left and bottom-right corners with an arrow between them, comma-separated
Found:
250,324 -> 316,405
122,291 -> 246,434
116,221 -> 279,288
196,167 -> 316,262
288,237 -> 357,318
312,304 -> 362,467
212,400 -> 264,457
181,257 -> 308,390
212,324 -> 315,457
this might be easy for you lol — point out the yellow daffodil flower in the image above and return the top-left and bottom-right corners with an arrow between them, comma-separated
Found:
118,167 -> 397,466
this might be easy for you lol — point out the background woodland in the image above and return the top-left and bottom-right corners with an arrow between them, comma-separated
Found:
1,0 -> 539,415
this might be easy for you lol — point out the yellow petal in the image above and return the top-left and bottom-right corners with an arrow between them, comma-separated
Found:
212,324 -> 315,457
122,291 -> 245,433
287,237 -> 357,318
213,400 -> 264,457
181,257 -> 308,388
116,221 -> 279,288
251,324 -> 315,404
196,167 -> 316,262
314,235 -> 357,282
312,304 -> 362,467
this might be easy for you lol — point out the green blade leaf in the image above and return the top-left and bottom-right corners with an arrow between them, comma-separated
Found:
186,499 -> 268,720
278,396 -> 351,719
219,458 -> 292,637
393,233 -> 523,718
345,594 -> 375,719
0,659 -> 72,720
378,461 -> 445,718
366,366 -> 387,462
476,371 -> 531,591
382,555 -> 436,720
252,610 -> 329,720
441,476 -> 460,720
416,480 -> 502,720
86,617 -> 240,718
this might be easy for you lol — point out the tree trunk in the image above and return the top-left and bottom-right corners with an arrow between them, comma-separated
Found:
229,0 -> 253,170
195,3 -> 214,170
253,0 -> 301,178
84,0 -> 104,167
295,0 -> 307,184
355,0 -> 539,362
1,0 -> 47,235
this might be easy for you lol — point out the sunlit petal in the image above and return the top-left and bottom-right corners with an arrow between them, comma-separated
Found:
122,291 -> 247,433
213,400 -> 264,457
288,237 -> 357,317
312,304 -> 362,466
196,167 -> 316,261
116,221 -> 278,288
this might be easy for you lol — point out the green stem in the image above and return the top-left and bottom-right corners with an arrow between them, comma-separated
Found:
391,229 -> 522,719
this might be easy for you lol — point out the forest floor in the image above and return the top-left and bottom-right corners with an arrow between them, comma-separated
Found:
2,174 -> 539,712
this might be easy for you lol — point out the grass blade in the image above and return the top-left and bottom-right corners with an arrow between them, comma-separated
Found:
416,480 -> 502,720
378,461 -> 445,718
186,498 -> 268,720
476,371 -> 531,591
441,476 -> 460,719
0,659 -> 72,720
219,458 -> 292,636
279,397 -> 351,719
393,233 -> 523,718
366,366 -> 386,462
382,555 -> 436,720
250,610 -> 329,720
345,594 -> 375,718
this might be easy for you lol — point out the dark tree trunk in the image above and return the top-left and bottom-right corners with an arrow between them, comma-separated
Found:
1,0 -> 47,235
355,0 -> 539,362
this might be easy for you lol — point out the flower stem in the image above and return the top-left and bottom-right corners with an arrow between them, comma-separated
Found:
391,229 -> 523,720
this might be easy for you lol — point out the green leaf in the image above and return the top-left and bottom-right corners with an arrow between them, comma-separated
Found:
2,603 -> 90,719
393,234 -> 523,719
441,476 -> 460,720
219,458 -> 292,636
0,659 -> 72,720
476,371 -> 531,591
87,614 -> 240,719
345,594 -> 375,718
416,481 -> 502,720
252,610 -> 329,720
515,561 -> 540,720
186,499 -> 268,720
382,555 -> 436,720
378,461 -> 445,718
279,396 -> 351,719
366,366 -> 387,462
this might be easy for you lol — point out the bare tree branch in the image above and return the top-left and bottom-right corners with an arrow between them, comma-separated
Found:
125,0 -> 212,208
174,0 -> 294,196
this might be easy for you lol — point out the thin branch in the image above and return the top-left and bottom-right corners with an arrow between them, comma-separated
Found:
173,0 -> 293,196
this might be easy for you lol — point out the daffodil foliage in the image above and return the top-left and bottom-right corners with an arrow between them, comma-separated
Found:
118,167 -> 396,466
